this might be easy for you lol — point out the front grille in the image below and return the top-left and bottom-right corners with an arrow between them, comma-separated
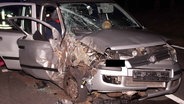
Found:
124,77 -> 166,88
133,70 -> 170,82
128,46 -> 170,67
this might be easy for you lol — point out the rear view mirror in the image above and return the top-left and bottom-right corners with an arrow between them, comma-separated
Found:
99,3 -> 114,13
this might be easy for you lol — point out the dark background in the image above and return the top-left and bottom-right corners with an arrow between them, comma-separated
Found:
116,0 -> 184,11
115,0 -> 184,41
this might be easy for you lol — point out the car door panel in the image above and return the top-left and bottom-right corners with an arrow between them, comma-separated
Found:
18,39 -> 58,79
0,31 -> 24,69
7,16 -> 62,80
0,3 -> 36,70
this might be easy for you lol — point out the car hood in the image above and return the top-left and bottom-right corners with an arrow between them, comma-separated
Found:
80,29 -> 166,53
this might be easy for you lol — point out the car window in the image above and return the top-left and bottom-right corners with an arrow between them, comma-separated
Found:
41,5 -> 62,38
60,3 -> 100,34
59,3 -> 140,36
0,5 -> 32,33
8,16 -> 61,43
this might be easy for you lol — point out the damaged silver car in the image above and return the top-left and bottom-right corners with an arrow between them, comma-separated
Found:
0,0 -> 182,103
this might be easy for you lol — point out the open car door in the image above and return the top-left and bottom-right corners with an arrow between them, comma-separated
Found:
7,16 -> 62,80
0,3 -> 37,70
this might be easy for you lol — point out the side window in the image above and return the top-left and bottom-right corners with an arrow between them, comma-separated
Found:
41,6 -> 61,40
0,5 -> 32,33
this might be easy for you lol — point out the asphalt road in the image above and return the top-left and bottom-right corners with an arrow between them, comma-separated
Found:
0,68 -> 183,104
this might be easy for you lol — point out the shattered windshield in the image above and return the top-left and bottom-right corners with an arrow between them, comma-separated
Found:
59,3 -> 140,35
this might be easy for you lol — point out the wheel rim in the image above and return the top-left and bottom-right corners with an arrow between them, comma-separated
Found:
66,78 -> 79,100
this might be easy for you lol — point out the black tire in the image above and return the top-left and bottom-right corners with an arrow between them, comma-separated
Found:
63,69 -> 88,103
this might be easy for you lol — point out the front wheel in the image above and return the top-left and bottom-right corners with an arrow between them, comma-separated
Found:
63,69 -> 88,103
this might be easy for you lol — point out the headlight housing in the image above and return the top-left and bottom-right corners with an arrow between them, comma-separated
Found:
167,44 -> 178,62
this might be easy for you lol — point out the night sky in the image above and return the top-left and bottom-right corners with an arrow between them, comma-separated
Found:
0,0 -> 184,12
115,0 -> 184,39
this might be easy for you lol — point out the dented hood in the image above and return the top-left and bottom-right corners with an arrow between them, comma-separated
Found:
80,29 -> 166,53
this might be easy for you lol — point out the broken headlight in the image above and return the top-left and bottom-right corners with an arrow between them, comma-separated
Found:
80,43 -> 106,66
167,44 -> 178,62
104,48 -> 120,59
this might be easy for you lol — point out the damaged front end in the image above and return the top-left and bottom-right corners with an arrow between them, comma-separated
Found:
51,28 -> 181,101
84,43 -> 181,100
56,2 -> 182,101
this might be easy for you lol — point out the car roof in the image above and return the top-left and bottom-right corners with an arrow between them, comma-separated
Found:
25,0 -> 115,5
57,0 -> 115,3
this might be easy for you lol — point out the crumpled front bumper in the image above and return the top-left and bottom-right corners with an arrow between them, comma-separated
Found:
86,60 -> 182,99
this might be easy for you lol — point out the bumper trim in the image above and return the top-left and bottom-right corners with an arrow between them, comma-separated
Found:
139,77 -> 181,101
